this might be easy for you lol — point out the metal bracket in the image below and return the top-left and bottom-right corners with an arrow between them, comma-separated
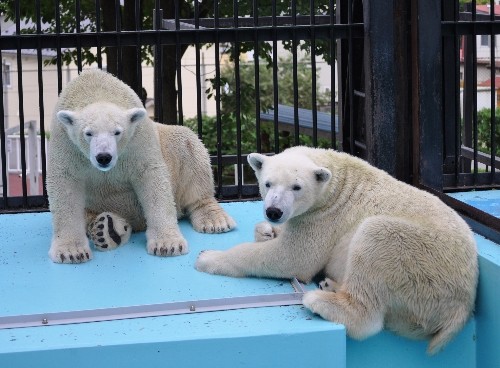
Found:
0,279 -> 306,330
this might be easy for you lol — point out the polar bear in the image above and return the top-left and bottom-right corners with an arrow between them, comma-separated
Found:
196,146 -> 478,354
47,69 -> 235,264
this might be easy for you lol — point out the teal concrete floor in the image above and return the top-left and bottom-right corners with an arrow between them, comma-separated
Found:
0,201 -> 344,368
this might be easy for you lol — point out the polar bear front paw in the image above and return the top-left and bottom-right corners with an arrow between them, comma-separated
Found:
190,203 -> 236,233
147,235 -> 188,257
49,238 -> 93,264
319,277 -> 340,292
254,221 -> 277,242
195,250 -> 240,276
88,212 -> 132,251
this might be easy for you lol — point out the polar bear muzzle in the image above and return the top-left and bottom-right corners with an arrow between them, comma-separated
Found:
266,207 -> 283,222
88,133 -> 118,171
96,153 -> 113,168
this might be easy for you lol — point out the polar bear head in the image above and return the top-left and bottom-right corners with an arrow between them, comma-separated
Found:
56,102 -> 147,171
248,150 -> 332,223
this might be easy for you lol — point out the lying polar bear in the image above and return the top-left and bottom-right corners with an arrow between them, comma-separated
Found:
196,146 -> 478,354
47,69 -> 235,263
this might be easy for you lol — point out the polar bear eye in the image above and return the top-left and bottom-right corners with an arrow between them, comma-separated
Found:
292,184 -> 302,191
85,131 -> 93,137
114,131 -> 121,136
265,182 -> 271,188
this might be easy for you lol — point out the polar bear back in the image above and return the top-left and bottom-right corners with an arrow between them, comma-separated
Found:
279,146 -> 473,243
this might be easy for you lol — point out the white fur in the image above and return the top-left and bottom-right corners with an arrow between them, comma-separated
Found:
47,69 -> 235,264
196,146 -> 478,355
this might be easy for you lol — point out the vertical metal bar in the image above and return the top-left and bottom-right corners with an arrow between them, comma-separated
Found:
489,0 -> 496,180
96,0 -> 103,69
153,2 -> 163,122
114,0 -> 123,79
462,32 -> 474,176
330,0 -> 337,149
135,0 -> 142,100
75,0 -> 83,72
441,0 -> 457,181
36,0 -> 47,199
194,0 -> 203,138
15,1 -> 28,204
214,0 -> 223,197
454,2 -> 461,186
0,23 -> 7,204
310,0 -> 318,147
292,0 -> 300,146
472,1 -> 479,181
336,0 -> 346,152
233,0 -> 242,196
272,1 -> 279,153
347,0 -> 354,153
175,0 -> 184,125
253,0 -> 262,153
55,0 -> 63,93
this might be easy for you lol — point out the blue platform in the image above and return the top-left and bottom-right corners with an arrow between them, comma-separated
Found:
0,199 -> 499,368
448,190 -> 500,217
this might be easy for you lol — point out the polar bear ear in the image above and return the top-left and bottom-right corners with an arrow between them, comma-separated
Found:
247,153 -> 267,171
126,108 -> 147,124
314,167 -> 332,183
57,110 -> 77,126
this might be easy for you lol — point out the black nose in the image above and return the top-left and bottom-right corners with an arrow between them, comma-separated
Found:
266,207 -> 283,222
96,153 -> 112,166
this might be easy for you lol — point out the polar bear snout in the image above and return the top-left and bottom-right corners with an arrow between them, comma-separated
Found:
92,151 -> 116,171
266,207 -> 283,222
96,153 -> 112,167
89,133 -> 118,171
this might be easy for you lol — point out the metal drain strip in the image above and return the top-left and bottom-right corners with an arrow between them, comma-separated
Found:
0,279 -> 306,330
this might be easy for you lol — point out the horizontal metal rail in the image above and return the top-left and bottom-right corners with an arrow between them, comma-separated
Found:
162,15 -> 341,29
0,279 -> 306,330
460,146 -> 500,169
0,24 -> 364,51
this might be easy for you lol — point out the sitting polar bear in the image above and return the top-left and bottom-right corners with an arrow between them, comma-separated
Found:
47,69 -> 235,263
196,146 -> 478,355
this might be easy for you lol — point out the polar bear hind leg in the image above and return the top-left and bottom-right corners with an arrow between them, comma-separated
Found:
87,212 -> 132,250
303,287 -> 384,339
305,214 -> 471,353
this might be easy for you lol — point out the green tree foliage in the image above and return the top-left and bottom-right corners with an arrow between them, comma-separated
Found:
185,55 -> 332,155
3,0 -> 334,123
476,108 -> 500,156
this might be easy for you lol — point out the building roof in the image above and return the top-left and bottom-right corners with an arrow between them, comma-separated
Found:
478,76 -> 500,87
477,5 -> 500,15
260,104 -> 338,137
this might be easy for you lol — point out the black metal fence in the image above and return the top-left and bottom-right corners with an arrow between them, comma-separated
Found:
1,0 -> 500,216
0,0 -> 364,212
442,1 -> 500,191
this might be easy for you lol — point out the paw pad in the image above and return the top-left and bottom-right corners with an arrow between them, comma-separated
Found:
88,212 -> 132,251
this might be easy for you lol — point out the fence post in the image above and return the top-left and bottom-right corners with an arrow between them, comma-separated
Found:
27,120 -> 39,196
363,0 -> 412,181
411,0 -> 443,190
